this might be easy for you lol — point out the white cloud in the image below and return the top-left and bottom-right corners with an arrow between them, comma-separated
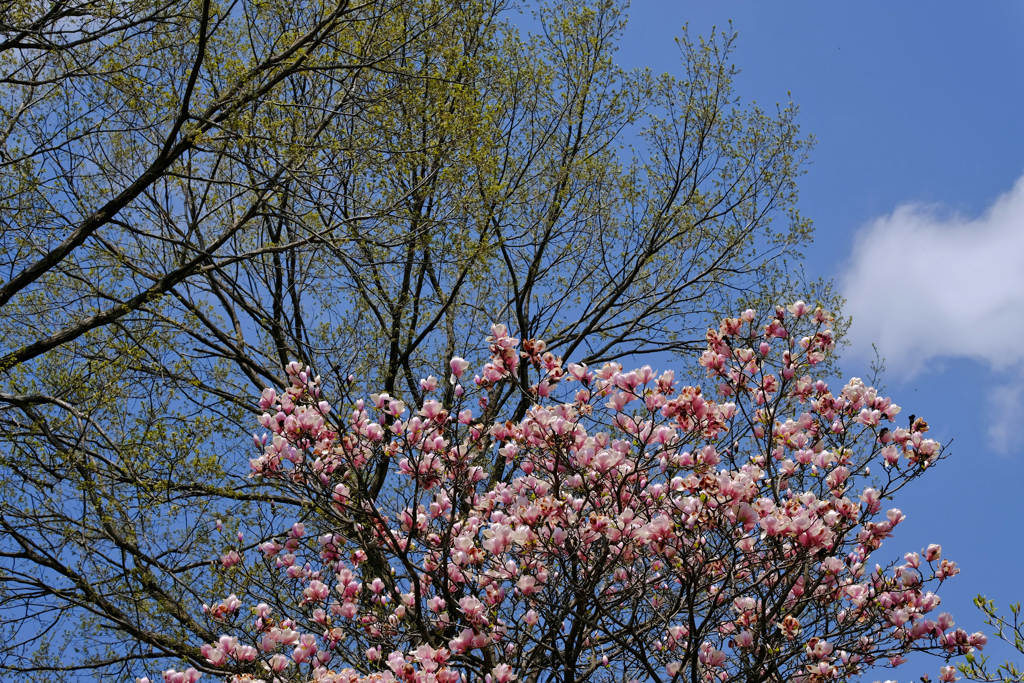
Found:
985,383 -> 1023,454
840,173 -> 1024,452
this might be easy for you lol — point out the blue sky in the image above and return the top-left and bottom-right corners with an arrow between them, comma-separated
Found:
613,2 -> 1024,678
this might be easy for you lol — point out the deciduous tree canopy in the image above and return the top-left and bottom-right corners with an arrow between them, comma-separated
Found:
0,0 -> 834,679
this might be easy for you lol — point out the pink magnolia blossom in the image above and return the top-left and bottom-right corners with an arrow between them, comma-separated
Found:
159,670 -> 201,683
450,357 -> 470,378
491,664 -> 517,683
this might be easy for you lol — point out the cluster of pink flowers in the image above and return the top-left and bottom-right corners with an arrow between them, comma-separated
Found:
164,303 -> 979,683
139,669 -> 202,683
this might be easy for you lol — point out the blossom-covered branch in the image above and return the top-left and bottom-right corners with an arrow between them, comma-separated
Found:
165,304 -> 977,683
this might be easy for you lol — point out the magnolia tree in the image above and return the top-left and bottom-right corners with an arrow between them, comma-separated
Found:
150,304 -> 984,683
